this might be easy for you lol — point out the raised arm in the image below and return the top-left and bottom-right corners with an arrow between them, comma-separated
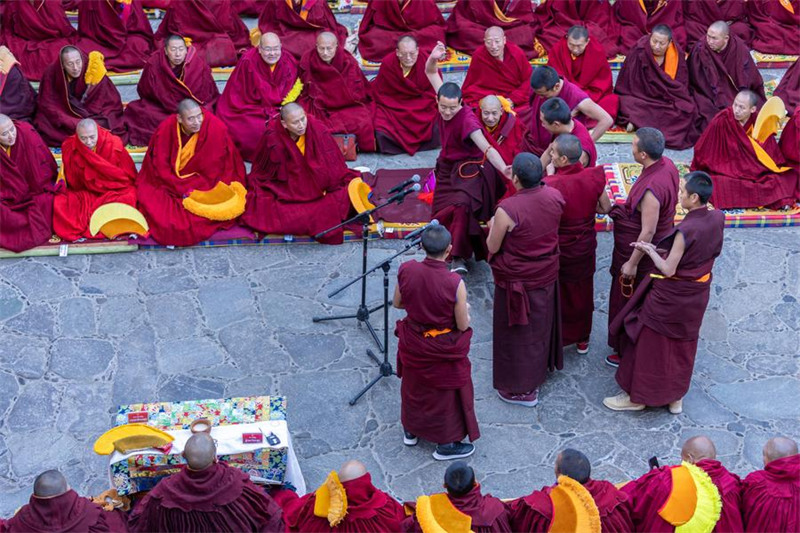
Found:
425,41 -> 447,94
576,98 -> 613,141
468,129 -> 511,177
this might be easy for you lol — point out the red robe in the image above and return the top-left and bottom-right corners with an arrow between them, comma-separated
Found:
137,110 -> 246,246
696,459 -> 745,533
77,0 -> 154,72
286,473 -> 406,532
0,0 -> 77,81
128,462 -> 285,532
241,115 -> 356,244
33,49 -> 128,147
748,0 -> 800,55
683,0 -> 753,48
462,42 -> 532,110
298,47 -> 376,152
357,0 -> 445,62
445,0 -> 543,59
534,0 -> 619,58
217,48 -> 297,160
521,79 -> 591,157
0,121 -> 55,253
615,0 -> 686,54
54,127 -> 138,242
2,490 -> 128,533
548,37 -> 619,121
781,107 -> 800,166
257,0 -> 348,61
622,465 -> 694,533
775,60 -> 800,113
742,455 -> 800,533
403,485 -> 512,533
484,112 -> 527,193
544,163 -> 606,346
691,107 -> 800,210
125,46 -> 220,147
0,63 -> 37,123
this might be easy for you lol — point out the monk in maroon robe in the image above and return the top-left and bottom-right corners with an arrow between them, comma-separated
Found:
547,27 -> 618,122
298,32 -> 375,152
129,433 -> 285,532
781,107 -> 800,166
536,97 -> 598,169
775,60 -> 800,113
77,0 -> 154,72
683,0 -> 753,48
479,96 -> 527,196
615,0 -> 686,54
445,0 -> 543,59
544,134 -> 610,353
0,115 -> 54,253
241,103 -> 355,244
33,46 -> 128,147
748,0 -> 800,55
615,26 -> 700,150
534,0 -> 619,58
137,100 -> 247,246
394,225 -> 479,460
742,437 -> 800,533
217,32 -> 299,160
258,0 -> 348,60
0,0 -> 77,81
357,0 -> 445,62
0,47 -> 37,122
462,27 -> 531,110
125,35 -> 220,147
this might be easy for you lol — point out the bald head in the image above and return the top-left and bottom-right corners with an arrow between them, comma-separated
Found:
0,114 -> 16,148
316,31 -> 338,63
484,26 -> 506,59
706,20 -> 730,53
280,102 -> 307,138
76,118 -> 99,150
258,31 -> 283,66
33,470 -> 69,498
681,436 -> 717,464
338,460 -> 368,482
177,98 -> 203,133
763,437 -> 799,466
709,20 -> 730,36
183,433 -> 217,470
479,95 -> 503,128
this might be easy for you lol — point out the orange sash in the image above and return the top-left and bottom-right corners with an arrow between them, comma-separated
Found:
779,0 -> 795,14
492,0 -> 516,22
663,41 -> 679,80
175,122 -> 199,177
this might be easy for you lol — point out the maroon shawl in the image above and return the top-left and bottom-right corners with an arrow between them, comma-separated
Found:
0,63 -> 37,122
621,466 -> 684,533
548,37 -> 618,120
2,490 -> 119,533
775,60 -> 800,113
404,486 -> 512,533
462,42 -> 532,109
684,0 -> 753,48
257,0 -> 348,60
742,455 -> 800,533
445,0 -> 542,59
781,107 -> 800,166
77,0 -> 154,71
358,0 -> 445,62
614,0 -> 686,54
748,0 -> 800,55
534,0 -> 619,58
523,79 -> 589,156
696,459 -> 745,533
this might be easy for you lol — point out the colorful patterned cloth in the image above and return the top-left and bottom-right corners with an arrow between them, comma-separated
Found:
114,396 -> 287,429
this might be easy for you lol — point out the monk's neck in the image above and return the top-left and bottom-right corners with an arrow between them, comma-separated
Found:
653,54 -> 665,66
641,158 -> 658,169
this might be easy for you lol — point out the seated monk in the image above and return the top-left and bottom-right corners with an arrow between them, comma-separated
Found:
137,99 -> 247,246
688,21 -> 765,130
241,103 -> 356,244
479,95 -> 527,195
258,0 -> 349,60
33,46 -> 128,147
775,60 -> 800,113
748,0 -> 800,55
0,0 -> 76,81
298,32 -> 376,152
781,107 -> 800,166
286,460 -> 406,532
547,26 -> 618,123
461,26 -> 532,111
357,0 -> 445,63
615,25 -> 700,149
742,437 -> 800,533
53,119 -> 138,242
445,0 -> 543,60
683,0 -> 752,48
372,36 -> 440,155
537,97 -> 597,169
0,46 -> 37,123
0,114 -> 55,253
125,34 -> 220,147
77,0 -> 154,72
128,433 -> 285,532
614,0 -> 686,54
691,91 -> 799,210
534,0 -> 619,58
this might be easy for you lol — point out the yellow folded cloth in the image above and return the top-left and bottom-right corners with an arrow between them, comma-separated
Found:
85,51 -> 107,85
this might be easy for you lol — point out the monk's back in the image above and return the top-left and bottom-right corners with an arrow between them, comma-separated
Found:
398,258 -> 460,329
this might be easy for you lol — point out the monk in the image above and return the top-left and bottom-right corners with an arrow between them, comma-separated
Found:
534,1 -> 619,58
479,95 -> 528,181
537,97 -> 597,169
0,114 -> 55,253
217,32 -> 300,160
781,108 -> 800,166
128,433 -> 285,532
54,119 -> 138,242
742,437 -> 800,533
615,0 -> 686,54
692,90 -> 799,210
357,0 -> 445,63
33,46 -> 127,147
614,25 -> 700,150
775,60 -> 800,113
461,26 -> 532,110
257,0 -> 348,60
372,36 -> 440,155
298,31 -> 375,152
748,0 -> 800,55
0,0 -> 76,80
683,0 -> 753,48
547,26 -> 618,122
544,134 -> 610,354
509,449 -> 634,532
125,35 -> 220,147
77,0 -> 154,72
445,0 -> 543,59
688,21 -> 765,130
285,460 -> 405,532
242,103 -> 356,244
0,46 -> 37,123
137,99 -> 247,246
605,128 -> 678,367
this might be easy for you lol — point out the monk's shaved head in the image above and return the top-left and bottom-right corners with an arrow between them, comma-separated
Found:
397,35 -> 418,50
183,433 -> 217,470
76,118 -> 97,132
567,25 -> 589,41
709,20 -> 730,37
479,95 -> 503,128
706,20 -> 730,52
484,26 -> 506,59
763,437 -> 798,466
480,95 -> 502,111
259,32 -> 282,65
260,32 -> 281,47
76,119 -> 99,150
732,90 -> 759,123
484,26 -> 505,40
280,102 -> 307,138
396,35 -> 420,69
553,133 -> 582,165
33,470 -> 69,498
177,99 -> 203,133
338,460 -> 368,482
165,34 -> 187,48
555,449 -> 591,484
316,31 -> 338,63
681,436 -> 717,464
444,461 -> 475,497
737,89 -> 759,108
0,114 -> 17,148
165,34 -> 188,66
0,113 -> 11,128
177,98 -> 201,115
280,102 -> 304,121
651,24 -> 673,41
60,46 -> 83,80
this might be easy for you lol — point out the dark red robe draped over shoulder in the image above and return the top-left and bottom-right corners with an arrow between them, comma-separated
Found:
614,0 -> 686,54
403,485 -> 512,533
534,0 -> 619,58
0,63 -> 37,123
775,61 -> 800,113
462,43 -> 532,110
781,108 -> 800,166
742,455 -> 800,533
748,0 -> 800,55
548,37 -> 618,121
258,0 -> 348,60
445,0 -> 543,59
357,0 -> 445,62
77,0 -> 155,72
695,459 -> 745,533
683,0 -> 753,48
2,489 -> 127,533
484,112 -> 527,190
622,465 -> 690,533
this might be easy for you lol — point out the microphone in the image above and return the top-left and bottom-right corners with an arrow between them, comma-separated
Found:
388,174 -> 421,194
404,219 -> 439,240
387,183 -> 421,205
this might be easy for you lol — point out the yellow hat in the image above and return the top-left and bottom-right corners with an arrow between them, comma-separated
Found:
347,177 -> 376,222
415,493 -> 472,533
313,471 -> 348,527
753,96 -> 787,143
659,463 -> 722,533
89,202 -> 150,238
182,181 -> 247,221
84,51 -> 107,85
93,423 -> 174,455
548,475 -> 602,533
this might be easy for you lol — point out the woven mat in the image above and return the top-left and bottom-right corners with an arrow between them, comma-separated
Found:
348,0 -> 456,14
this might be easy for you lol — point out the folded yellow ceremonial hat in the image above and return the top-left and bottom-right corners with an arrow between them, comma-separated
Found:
313,471 -> 348,527
89,202 -> 150,239
415,493 -> 472,533
348,177 -> 376,221
84,51 -> 107,85
548,475 -> 602,533
753,96 -> 787,143
93,423 -> 174,455
182,181 -> 247,221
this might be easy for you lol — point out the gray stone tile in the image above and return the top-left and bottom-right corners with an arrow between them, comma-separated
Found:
218,319 -> 290,375
0,371 -> 19,417
158,375 -> 225,403
139,267 -> 198,295
51,339 -> 115,380
6,381 -> 60,432
79,272 -> 138,296
197,277 -> 257,329
159,337 -> 226,372
710,377 -> 800,420
0,335 -> 49,379
277,333 -> 346,370
3,262 -> 73,301
145,294 -> 199,339
0,283 -> 23,322
96,297 -> 146,336
58,298 -> 96,337
5,304 -> 55,339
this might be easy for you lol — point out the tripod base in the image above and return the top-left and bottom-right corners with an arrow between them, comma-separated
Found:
349,348 -> 395,406
312,303 -> 385,351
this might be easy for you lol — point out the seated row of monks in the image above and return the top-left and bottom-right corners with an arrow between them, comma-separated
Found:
2,433 -> 798,532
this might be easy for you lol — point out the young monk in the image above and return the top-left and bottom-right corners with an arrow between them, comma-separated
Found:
479,95 -> 528,178
445,0 -> 542,59
77,0 -> 154,71
742,437 -> 800,533
257,0 -> 348,60
357,0 -> 445,63
615,0 -> 686,54
537,97 -> 597,169
535,1 -> 619,58
0,46 -> 37,123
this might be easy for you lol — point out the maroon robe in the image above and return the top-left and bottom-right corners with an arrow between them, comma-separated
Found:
395,257 -> 479,444
695,459 -> 745,533
241,115 -> 356,244
781,108 -> 800,166
614,0 -> 686,54
257,0 -> 348,60
77,0 -> 154,72
622,465 -> 697,533
534,0 -> 619,58
615,36 -> 700,149
607,156 -> 678,352
445,0 -> 543,59
0,121 -> 55,253
2,490 -> 127,533
683,0 -> 753,48
490,185 -> 564,394
0,63 -> 37,123
544,163 -> 606,346
403,485 -> 512,533
775,60 -> 800,113
742,455 -> 800,533
128,462 -> 284,532
462,42 -> 532,110
484,112 -> 527,191
357,0 -> 446,62
521,79 -> 591,156
748,0 -> 800,55
125,46 -> 219,147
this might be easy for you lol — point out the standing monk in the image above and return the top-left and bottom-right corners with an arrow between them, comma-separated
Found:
445,0 -> 543,59
479,95 -> 528,184
0,46 -> 37,123
748,0 -> 800,55
536,97 -> 597,169
615,0 -> 686,54
487,153 -> 564,407
742,437 -> 800,533
683,0 -> 752,48
534,1 -> 619,58
77,0 -> 154,72
462,27 -> 532,111
357,0 -> 445,63
394,225 -> 479,461
257,0 -> 348,60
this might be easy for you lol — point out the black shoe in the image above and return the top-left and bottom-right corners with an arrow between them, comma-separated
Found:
403,430 -> 418,446
433,441 -> 475,460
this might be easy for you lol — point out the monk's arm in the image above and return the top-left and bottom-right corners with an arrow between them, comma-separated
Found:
454,280 -> 470,331
576,99 -> 613,141
392,285 -> 404,309
539,142 -> 553,168
621,191 -> 660,277
468,130 -> 510,175
596,190 -> 613,214
486,207 -> 513,255
425,42 -> 446,93
634,232 -> 685,277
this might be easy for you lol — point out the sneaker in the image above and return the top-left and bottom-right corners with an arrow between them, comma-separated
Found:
497,389 -> 539,407
450,257 -> 468,274
403,430 -> 418,446
603,391 -> 645,411
668,399 -> 683,415
433,442 -> 475,461
576,341 -> 589,355
605,354 -> 620,367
